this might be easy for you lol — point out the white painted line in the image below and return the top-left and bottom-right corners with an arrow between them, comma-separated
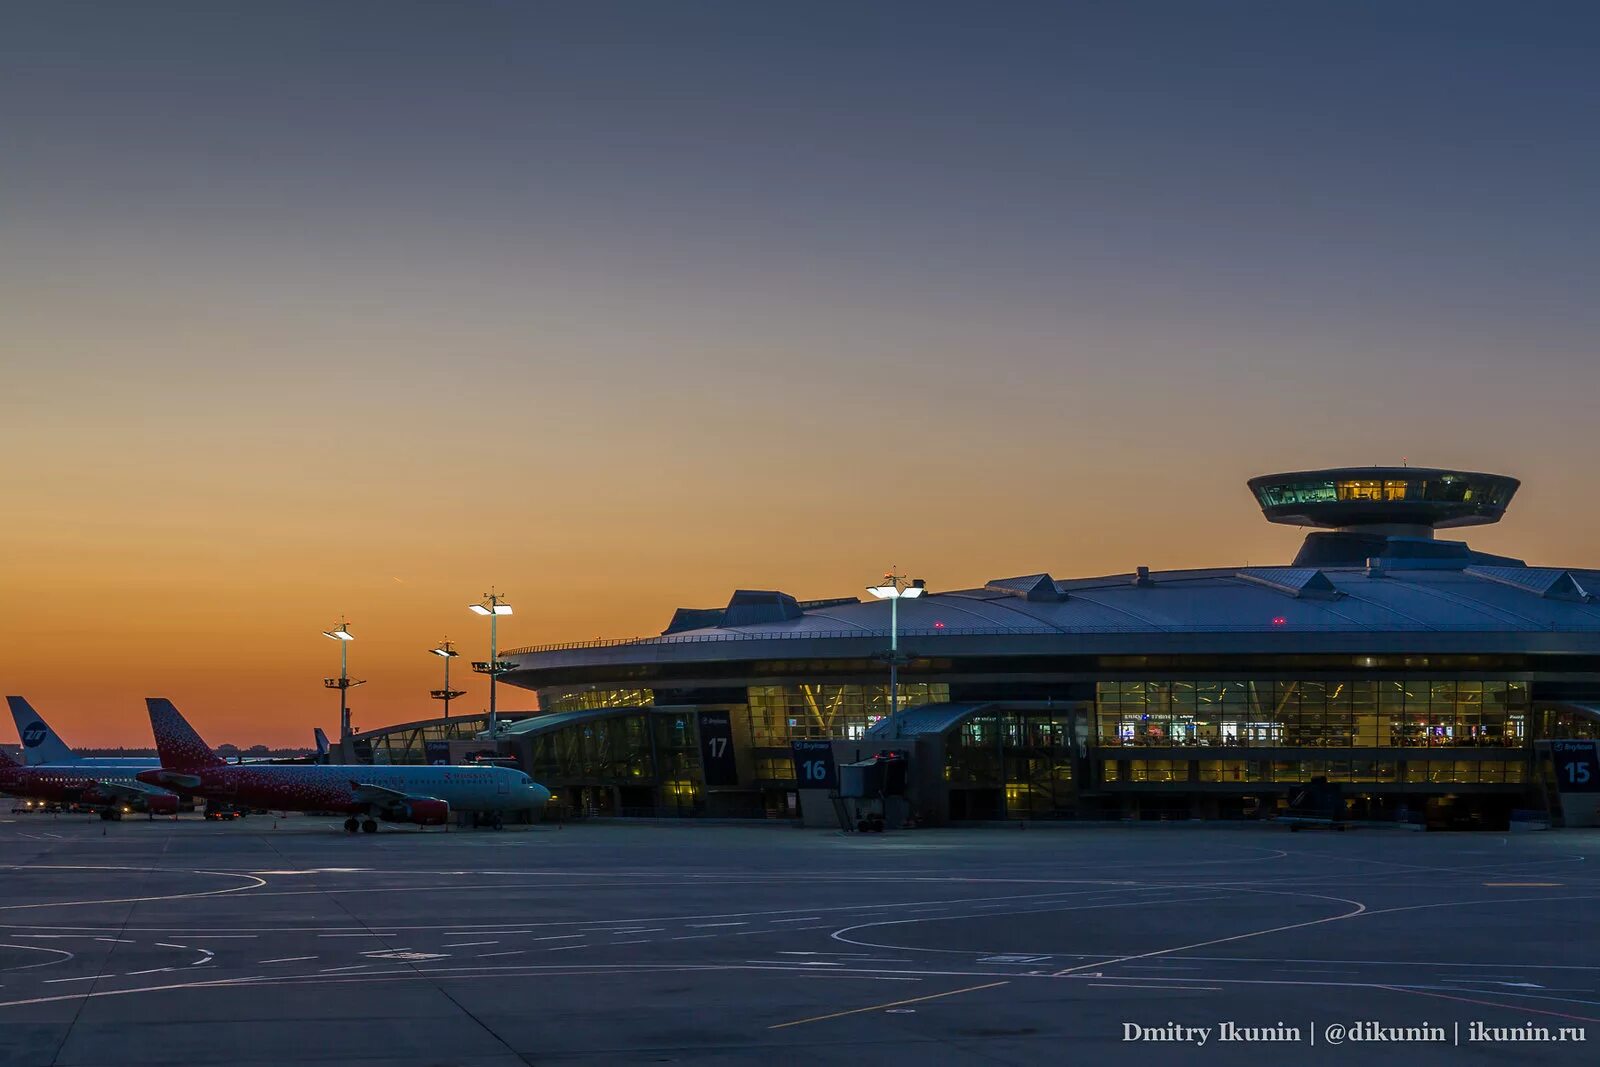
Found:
546,945 -> 585,952
1090,982 -> 1222,991
769,917 -> 822,923
688,922 -> 746,928
259,957 -> 315,964
317,933 -> 395,938
44,976 -> 98,984
443,941 -> 498,948
609,928 -> 665,934
528,934 -> 584,942
476,951 -> 525,959
747,961 -> 843,967
610,940 -> 649,945
318,965 -> 368,974
93,938 -> 134,943
155,943 -> 187,950
123,968 -> 173,976
672,935 -> 715,940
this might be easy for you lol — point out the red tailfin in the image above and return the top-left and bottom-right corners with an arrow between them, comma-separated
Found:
145,698 -> 226,770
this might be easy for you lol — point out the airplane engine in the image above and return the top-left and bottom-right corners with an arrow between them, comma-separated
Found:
145,794 -> 180,815
395,798 -> 450,825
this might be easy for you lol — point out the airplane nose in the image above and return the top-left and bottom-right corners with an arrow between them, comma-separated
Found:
531,783 -> 551,806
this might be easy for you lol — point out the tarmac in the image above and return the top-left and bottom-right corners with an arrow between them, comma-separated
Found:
1,814 -> 1597,1066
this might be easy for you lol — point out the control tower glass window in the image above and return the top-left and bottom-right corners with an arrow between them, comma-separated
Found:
1254,481 -> 1337,507
1337,479 -> 1385,501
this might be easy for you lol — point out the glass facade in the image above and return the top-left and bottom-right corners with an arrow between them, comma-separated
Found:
361,716 -> 494,764
945,709 -> 1078,819
746,683 -> 950,744
525,713 -> 655,782
1097,680 -> 1528,749
521,710 -> 707,815
1536,706 -> 1600,740
1106,758 -> 1526,785
544,688 -> 654,713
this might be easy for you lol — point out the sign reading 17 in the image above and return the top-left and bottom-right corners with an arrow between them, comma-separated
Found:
707,737 -> 727,758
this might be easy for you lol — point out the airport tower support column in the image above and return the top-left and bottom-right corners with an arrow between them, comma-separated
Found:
867,571 -> 924,739
470,590 -> 514,737
321,619 -> 364,741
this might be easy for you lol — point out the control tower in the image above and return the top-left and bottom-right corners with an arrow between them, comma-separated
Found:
1247,466 -> 1521,567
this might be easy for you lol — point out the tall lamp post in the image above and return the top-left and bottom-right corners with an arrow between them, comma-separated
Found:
321,618 -> 364,741
866,571 -> 924,738
429,639 -> 464,719
469,589 -> 514,737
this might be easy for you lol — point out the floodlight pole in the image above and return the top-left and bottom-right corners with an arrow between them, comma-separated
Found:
321,619 -> 364,742
430,639 -> 465,719
470,590 -> 514,737
867,571 -> 924,740
889,590 -> 900,728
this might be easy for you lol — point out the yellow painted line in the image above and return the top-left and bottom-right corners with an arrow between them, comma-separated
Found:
768,980 -> 1009,1030
1483,882 -> 1561,887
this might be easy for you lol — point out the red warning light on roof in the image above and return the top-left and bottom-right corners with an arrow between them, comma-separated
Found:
1272,616 -> 1287,626
934,621 -> 945,629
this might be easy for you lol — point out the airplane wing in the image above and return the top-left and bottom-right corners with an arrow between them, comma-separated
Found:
349,781 -> 422,805
141,769 -> 204,790
94,779 -> 170,802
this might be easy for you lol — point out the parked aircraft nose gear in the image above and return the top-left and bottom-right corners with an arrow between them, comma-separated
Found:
361,818 -> 378,833
343,817 -> 359,833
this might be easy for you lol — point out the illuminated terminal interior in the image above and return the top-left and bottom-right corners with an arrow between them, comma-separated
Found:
349,465 -> 1600,826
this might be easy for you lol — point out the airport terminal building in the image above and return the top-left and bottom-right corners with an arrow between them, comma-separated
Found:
360,467 -> 1600,826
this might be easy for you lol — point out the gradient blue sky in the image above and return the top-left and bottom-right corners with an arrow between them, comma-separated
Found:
3,2 -> 1598,742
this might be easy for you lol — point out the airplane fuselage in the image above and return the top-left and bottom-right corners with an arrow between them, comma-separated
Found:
139,763 -> 549,816
0,765 -> 169,809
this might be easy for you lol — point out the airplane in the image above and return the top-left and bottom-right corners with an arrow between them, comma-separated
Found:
137,697 -> 550,833
9,695 -> 328,768
0,741 -> 179,819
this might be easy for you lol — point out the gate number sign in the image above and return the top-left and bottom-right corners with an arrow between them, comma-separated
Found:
791,739 -> 837,789
1552,740 -> 1600,793
698,711 -> 739,787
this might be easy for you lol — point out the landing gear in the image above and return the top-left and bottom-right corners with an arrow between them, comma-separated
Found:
469,811 -> 506,831
361,819 -> 378,834
99,809 -> 122,822
343,817 -> 359,833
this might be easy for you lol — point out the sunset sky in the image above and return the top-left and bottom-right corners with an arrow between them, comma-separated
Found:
3,2 -> 1599,746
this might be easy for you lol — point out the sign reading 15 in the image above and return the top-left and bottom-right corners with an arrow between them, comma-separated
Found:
1566,761 -> 1591,785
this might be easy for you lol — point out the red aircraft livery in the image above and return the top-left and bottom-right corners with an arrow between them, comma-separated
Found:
136,698 -> 550,832
0,746 -> 179,819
